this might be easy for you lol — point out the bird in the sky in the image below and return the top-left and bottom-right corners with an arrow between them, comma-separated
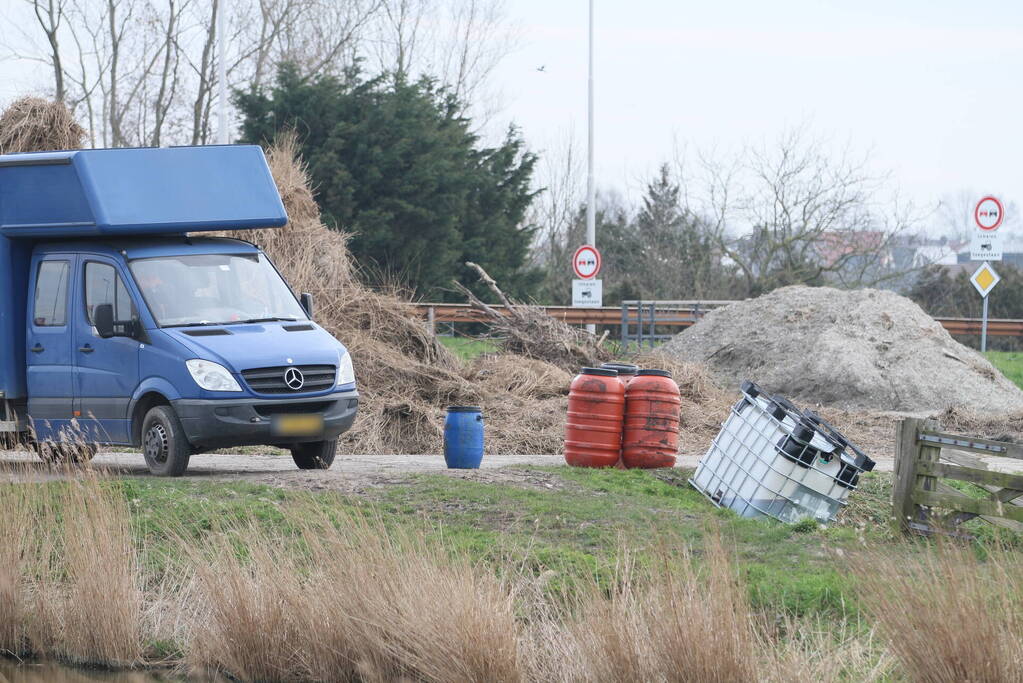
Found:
536,65 -> 546,72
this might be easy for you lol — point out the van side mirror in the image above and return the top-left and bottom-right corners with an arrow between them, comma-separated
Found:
300,292 -> 314,318
94,304 -> 115,338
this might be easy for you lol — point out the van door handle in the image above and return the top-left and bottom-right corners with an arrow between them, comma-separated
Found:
30,344 -> 44,353
78,344 -> 94,354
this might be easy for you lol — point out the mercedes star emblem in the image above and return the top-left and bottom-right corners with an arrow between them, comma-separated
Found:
283,366 -> 305,390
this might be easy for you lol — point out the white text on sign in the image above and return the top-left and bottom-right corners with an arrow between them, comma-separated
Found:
572,279 -> 602,307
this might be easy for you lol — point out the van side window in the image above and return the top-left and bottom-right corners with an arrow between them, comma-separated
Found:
85,262 -> 137,324
33,260 -> 70,327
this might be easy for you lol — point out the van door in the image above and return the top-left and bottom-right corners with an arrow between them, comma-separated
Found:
74,259 -> 142,444
26,256 -> 76,441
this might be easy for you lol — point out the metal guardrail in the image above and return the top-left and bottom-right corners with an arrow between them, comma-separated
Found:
618,300 -> 733,348
412,303 -> 1023,340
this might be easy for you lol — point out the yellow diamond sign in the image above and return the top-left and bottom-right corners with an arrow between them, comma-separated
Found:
971,262 -> 1001,297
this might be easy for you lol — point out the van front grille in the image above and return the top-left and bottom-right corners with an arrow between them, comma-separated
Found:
241,365 -> 336,394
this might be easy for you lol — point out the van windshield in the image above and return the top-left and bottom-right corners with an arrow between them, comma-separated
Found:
129,253 -> 307,328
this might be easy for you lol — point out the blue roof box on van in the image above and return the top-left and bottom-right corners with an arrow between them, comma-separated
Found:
0,145 -> 287,237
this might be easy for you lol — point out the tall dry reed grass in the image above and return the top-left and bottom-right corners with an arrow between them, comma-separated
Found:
550,537 -> 757,683
187,512 -> 521,682
11,469 -> 1023,681
0,481 -> 32,655
0,473 -> 893,681
0,471 -> 145,666
854,541 -> 1023,682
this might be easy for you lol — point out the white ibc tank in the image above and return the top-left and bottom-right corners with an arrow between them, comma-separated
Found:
690,381 -> 874,524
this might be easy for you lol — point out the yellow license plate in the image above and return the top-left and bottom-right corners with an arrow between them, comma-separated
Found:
273,414 -> 324,437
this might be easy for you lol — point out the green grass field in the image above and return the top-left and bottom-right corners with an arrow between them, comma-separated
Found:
986,351 -> 1023,389
100,463 -> 1007,624
437,335 -> 500,360
439,340 -> 1023,391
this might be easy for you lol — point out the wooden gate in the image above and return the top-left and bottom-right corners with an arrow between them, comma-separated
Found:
892,417 -> 1023,535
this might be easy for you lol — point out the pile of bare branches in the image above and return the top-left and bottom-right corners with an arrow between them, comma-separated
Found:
454,262 -> 611,372
0,97 -> 85,154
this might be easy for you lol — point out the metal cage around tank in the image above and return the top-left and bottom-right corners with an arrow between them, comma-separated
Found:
690,381 -> 875,524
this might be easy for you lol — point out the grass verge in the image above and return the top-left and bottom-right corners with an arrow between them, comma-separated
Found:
4,464 -> 1023,680
986,350 -> 1023,389
437,335 -> 500,361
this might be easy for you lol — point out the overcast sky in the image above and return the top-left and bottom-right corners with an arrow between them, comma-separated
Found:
1,0 -> 1020,222
488,0 -> 1023,218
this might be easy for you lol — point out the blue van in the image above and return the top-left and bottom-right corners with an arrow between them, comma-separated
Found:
0,145 -> 358,475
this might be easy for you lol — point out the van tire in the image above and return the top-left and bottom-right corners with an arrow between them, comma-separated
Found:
290,439 -> 337,470
141,406 -> 191,477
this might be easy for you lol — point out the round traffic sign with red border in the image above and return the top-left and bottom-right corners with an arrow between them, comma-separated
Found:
975,196 -> 1004,232
572,244 -> 601,279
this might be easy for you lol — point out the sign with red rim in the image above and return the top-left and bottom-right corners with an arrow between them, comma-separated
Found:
975,196 -> 1004,231
572,244 -> 601,279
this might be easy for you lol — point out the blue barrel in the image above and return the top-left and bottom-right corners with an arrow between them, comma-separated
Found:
444,406 -> 484,469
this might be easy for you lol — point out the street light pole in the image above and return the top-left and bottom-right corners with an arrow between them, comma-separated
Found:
585,0 -> 596,334
216,0 -> 228,145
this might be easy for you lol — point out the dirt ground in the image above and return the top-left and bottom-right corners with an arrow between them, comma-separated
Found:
4,441 -> 1023,496
0,448 -> 896,492
1,408 -> 1020,493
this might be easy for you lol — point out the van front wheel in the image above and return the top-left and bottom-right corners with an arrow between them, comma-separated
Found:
142,406 -> 191,477
290,439 -> 337,470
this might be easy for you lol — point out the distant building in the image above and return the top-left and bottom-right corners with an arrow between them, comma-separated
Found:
816,230 -> 892,269
914,244 -> 961,267
890,235 -> 965,273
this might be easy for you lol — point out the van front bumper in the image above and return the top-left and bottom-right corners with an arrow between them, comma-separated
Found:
172,390 -> 358,451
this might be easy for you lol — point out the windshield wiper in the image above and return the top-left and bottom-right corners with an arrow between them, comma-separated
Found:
163,321 -> 221,328
226,317 -> 299,325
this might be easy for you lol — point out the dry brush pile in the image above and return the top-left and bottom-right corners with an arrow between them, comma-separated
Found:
0,97 -> 86,154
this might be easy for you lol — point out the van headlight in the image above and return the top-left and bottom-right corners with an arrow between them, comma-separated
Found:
337,352 -> 356,386
186,359 -> 242,392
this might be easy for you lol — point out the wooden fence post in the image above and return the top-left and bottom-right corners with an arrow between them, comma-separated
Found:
892,417 -> 923,533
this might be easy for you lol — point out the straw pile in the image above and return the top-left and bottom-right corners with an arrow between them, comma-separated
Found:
241,135 -> 731,455
223,133 -> 587,454
0,97 -> 85,153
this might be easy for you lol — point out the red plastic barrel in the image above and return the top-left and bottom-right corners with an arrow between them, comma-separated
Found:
622,369 -> 681,469
565,367 -> 625,468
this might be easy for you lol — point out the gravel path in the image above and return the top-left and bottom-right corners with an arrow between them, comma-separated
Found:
3,448 -> 1021,493
0,449 -> 865,478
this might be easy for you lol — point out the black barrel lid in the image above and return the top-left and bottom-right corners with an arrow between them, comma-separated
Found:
601,362 -> 639,375
637,369 -> 672,378
581,367 -> 618,376
446,405 -> 482,413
